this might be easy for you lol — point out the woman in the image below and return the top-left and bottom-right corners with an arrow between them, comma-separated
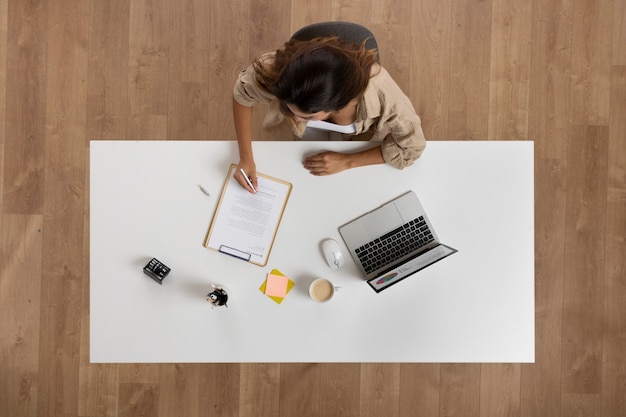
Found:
233,37 -> 426,193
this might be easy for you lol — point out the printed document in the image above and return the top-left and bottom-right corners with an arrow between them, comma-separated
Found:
204,164 -> 292,266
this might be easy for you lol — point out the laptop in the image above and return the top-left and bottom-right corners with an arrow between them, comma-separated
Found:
339,191 -> 457,292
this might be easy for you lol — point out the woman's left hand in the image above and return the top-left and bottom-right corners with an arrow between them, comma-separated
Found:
302,151 -> 351,176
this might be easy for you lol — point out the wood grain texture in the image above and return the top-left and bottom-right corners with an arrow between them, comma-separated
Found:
38,182 -> 85,417
602,65 -> 626,417
0,215 -> 43,417
128,0 -> 170,137
614,1 -> 626,65
207,0 -> 251,140
3,0 -> 47,214
239,363 -> 280,417
561,126 -> 608,396
447,0 -> 491,140
440,364 -> 480,417
279,364 -> 321,417
480,364 -> 521,417
488,0 -> 532,139
409,0 -> 451,140
158,364 -> 200,417
360,363 -> 401,417
528,0 -> 572,159
198,364 -> 240,417
0,0 -> 7,216
87,0 -> 130,140
319,363 -> 360,417
331,0 -> 372,26
1,0 -> 626,415
398,364 -> 440,417
569,0 -> 612,125
520,158 -> 565,417
118,383 -> 159,417
290,0 -> 332,31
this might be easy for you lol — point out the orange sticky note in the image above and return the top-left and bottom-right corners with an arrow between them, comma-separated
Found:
264,274 -> 289,297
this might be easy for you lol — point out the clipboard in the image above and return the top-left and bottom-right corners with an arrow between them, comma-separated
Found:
204,164 -> 292,266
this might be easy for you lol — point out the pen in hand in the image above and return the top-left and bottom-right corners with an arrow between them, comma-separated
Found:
239,168 -> 257,193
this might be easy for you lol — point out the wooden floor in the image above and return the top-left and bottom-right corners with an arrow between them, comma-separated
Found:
1,0 -> 625,416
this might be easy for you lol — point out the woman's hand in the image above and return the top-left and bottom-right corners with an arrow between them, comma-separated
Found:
303,146 -> 385,175
236,159 -> 258,193
302,151 -> 351,176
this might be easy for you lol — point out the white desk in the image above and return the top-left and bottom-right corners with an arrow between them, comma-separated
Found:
90,140 -> 534,363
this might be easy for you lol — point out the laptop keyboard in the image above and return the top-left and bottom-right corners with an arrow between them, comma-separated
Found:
355,216 -> 435,274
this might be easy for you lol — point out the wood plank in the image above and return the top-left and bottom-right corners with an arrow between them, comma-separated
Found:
398,364 -> 440,417
319,363 -> 360,417
42,0 -> 95,413
197,364 -> 240,417
447,0 -> 492,140
0,0 -> 7,214
166,0 -> 210,140
440,364 -> 480,417
371,0 -> 411,26
239,363 -> 280,417
480,364 -> 521,417
77,364 -> 119,417
0,215 -> 43,417
168,0 -> 209,83
3,0 -> 47,214
561,125 -> 608,395
119,383 -> 160,417
167,81 -> 209,140
569,0 -> 612,125
561,393 -> 603,417
247,0 -> 291,141
602,65 -> 626,416
330,0 -> 372,25
37,182 -> 85,417
249,0 -> 291,59
128,0 -> 170,123
119,364 -> 161,384
87,0 -> 131,140
370,23 -> 411,92
528,0 -> 572,159
128,114 -> 168,140
208,0 -> 251,140
409,0 -> 451,140
78,148 -> 120,417
360,364 -> 400,417
614,0 -> 626,65
290,0 -> 332,32
279,364 -> 321,417
45,0 -> 88,180
520,158 -> 565,417
158,364 -> 200,417
488,0 -> 532,139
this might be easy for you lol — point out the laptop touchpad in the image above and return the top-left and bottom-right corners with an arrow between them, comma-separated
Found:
362,202 -> 403,239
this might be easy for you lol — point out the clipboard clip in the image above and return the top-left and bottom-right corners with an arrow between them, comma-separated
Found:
219,245 -> 252,262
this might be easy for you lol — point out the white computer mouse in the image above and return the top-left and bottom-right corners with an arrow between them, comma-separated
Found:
321,238 -> 345,270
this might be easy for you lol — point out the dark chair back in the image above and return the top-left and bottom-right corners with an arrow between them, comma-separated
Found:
290,21 -> 379,62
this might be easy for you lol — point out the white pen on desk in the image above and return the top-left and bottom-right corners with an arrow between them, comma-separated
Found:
239,168 -> 257,193
198,184 -> 211,197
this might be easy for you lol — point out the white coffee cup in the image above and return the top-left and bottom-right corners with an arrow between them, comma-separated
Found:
309,278 -> 338,302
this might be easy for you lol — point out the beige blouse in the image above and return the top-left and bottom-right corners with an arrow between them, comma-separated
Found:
233,53 -> 426,169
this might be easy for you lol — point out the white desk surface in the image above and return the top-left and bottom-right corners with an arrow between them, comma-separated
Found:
90,140 -> 534,363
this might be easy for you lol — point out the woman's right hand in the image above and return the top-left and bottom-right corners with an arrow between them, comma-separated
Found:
236,159 -> 258,194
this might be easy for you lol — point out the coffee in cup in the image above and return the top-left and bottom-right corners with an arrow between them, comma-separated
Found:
309,278 -> 335,302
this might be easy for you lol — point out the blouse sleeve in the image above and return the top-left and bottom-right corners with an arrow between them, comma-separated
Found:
233,53 -> 277,107
366,68 -> 426,169
379,112 -> 427,169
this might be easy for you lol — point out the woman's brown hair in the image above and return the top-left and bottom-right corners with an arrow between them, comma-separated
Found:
253,37 -> 379,115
